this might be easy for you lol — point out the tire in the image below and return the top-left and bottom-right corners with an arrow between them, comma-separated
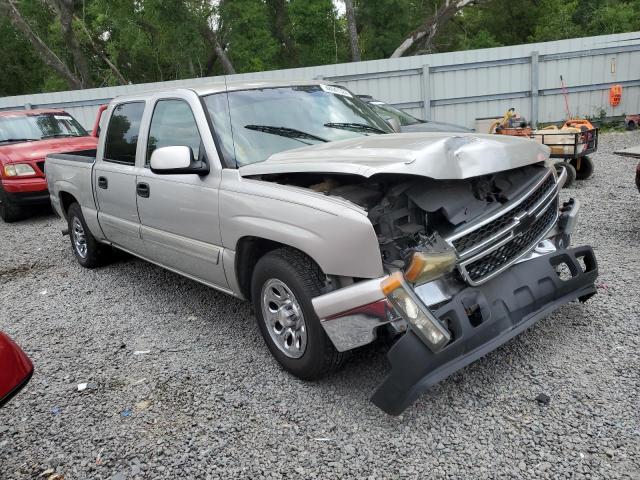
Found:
0,185 -> 22,223
627,121 -> 637,131
571,156 -> 594,181
562,163 -> 576,188
67,203 -> 109,268
251,248 -> 345,380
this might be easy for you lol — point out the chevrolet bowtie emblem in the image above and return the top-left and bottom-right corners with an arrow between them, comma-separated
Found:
513,211 -> 535,237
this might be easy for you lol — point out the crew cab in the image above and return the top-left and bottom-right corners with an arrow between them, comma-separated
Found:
0,108 -> 101,222
46,81 -> 598,415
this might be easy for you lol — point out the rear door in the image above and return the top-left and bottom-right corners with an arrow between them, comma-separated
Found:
94,101 -> 146,253
135,91 -> 227,289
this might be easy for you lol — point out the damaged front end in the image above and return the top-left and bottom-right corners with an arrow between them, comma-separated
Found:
310,163 -> 598,415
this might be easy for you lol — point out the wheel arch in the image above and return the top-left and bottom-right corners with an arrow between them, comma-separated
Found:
59,191 -> 79,218
234,236 -> 323,300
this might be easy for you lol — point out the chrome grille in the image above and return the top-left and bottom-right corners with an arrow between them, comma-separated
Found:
447,170 -> 559,286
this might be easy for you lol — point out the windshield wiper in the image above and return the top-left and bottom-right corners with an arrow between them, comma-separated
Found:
324,122 -> 387,134
245,125 -> 327,144
0,138 -> 38,144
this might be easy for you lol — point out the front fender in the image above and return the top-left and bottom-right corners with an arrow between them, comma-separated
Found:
219,173 -> 383,279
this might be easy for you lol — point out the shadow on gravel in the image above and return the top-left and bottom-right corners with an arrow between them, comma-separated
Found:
0,261 -> 53,284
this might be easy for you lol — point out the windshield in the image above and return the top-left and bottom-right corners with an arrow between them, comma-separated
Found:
0,113 -> 88,144
369,102 -> 422,126
203,85 -> 392,167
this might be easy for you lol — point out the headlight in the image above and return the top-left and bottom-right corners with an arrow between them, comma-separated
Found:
4,164 -> 36,177
381,272 -> 451,352
404,251 -> 457,285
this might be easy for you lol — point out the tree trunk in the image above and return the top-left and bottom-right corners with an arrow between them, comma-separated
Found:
390,0 -> 482,58
213,39 -> 236,75
0,0 -> 83,89
75,15 -> 128,85
344,0 -> 361,61
47,0 -> 94,88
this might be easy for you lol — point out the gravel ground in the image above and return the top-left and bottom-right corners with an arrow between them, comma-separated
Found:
1,131 -> 639,479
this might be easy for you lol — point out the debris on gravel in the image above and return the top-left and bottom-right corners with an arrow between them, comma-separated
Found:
1,131 -> 639,479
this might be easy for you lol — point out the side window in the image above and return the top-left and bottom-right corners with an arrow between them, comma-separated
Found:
146,100 -> 202,164
104,102 -> 145,165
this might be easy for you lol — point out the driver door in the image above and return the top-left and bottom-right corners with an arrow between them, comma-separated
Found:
135,93 -> 227,290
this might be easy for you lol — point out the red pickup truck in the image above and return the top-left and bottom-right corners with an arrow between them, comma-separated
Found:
0,108 -> 103,222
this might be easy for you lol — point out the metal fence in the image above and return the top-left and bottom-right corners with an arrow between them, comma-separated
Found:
1,31 -> 639,130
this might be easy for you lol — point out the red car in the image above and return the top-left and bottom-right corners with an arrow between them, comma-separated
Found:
0,108 -> 102,222
0,331 -> 33,407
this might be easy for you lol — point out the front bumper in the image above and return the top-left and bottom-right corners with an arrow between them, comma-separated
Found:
1,178 -> 49,206
371,245 -> 597,415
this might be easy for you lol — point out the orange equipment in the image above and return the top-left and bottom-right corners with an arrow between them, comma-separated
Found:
488,108 -> 533,137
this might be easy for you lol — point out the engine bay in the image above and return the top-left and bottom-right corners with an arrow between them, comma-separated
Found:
257,164 -> 549,270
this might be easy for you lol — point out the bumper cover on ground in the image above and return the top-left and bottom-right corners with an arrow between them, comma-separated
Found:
371,245 -> 598,415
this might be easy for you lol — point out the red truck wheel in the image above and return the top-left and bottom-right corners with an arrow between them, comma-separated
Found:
0,185 -> 22,223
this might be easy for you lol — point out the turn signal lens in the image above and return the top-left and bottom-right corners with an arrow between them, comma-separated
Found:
380,271 -> 403,296
4,164 -> 36,177
404,251 -> 457,284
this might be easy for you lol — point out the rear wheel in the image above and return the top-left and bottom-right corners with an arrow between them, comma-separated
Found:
251,248 -> 345,380
561,163 -> 576,188
571,156 -> 594,181
67,203 -> 109,268
0,185 -> 22,223
627,120 -> 637,131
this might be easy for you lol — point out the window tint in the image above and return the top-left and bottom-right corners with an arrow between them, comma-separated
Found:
104,102 -> 145,165
146,100 -> 202,164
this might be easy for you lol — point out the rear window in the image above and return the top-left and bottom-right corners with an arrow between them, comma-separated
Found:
104,102 -> 145,165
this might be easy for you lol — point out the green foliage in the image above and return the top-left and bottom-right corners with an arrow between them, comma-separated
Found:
219,0 -> 279,72
1,0 -> 639,97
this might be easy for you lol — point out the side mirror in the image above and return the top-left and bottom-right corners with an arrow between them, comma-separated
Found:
150,146 -> 209,175
0,331 -> 33,408
384,117 -> 402,133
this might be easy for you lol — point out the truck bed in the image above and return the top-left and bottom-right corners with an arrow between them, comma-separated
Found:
45,150 -> 99,218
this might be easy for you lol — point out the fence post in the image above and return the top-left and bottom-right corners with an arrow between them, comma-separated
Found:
421,65 -> 431,120
530,51 -> 539,128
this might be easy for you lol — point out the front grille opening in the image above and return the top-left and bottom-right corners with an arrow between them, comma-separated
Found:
576,253 -> 595,273
441,316 -> 457,342
464,303 -> 484,327
554,262 -> 577,281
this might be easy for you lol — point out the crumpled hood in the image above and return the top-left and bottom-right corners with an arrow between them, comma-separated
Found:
239,132 -> 550,180
0,136 -> 98,164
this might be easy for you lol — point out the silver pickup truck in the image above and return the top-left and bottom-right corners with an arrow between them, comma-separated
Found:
46,80 -> 598,415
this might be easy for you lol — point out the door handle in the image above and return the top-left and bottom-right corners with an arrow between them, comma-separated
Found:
97,176 -> 108,189
136,182 -> 150,198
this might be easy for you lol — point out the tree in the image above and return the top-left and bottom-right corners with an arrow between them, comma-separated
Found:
47,0 -> 94,87
0,0 -> 84,89
344,0 -> 360,61
391,0 -> 487,57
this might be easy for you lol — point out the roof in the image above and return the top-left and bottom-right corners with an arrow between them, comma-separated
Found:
0,108 -> 66,118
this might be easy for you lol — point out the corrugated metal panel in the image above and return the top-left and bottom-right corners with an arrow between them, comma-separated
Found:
1,32 -> 638,129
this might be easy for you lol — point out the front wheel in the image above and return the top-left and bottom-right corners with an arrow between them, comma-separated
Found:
67,203 -> 109,268
251,248 -> 345,380
0,185 -> 22,223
